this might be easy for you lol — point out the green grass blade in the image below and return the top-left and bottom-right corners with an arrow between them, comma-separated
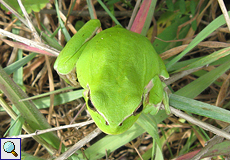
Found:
175,47 -> 230,73
97,0 -> 122,26
9,49 -> 24,136
21,152 -> 46,160
0,66 -> 66,154
0,87 -> 83,112
141,0 -> 157,36
36,29 -> 63,51
54,0 -> 71,41
175,60 -> 230,98
81,110 -> 168,159
4,53 -> 37,75
136,113 -> 164,160
170,94 -> 230,123
153,16 -> 190,54
86,0 -> 96,19
166,11 -> 230,69
33,89 -> 83,109
20,86 -> 75,102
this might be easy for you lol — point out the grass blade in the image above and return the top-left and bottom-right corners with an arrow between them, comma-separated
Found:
166,11 -> 230,69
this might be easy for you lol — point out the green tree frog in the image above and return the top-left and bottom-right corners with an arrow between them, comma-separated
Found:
54,19 -> 170,135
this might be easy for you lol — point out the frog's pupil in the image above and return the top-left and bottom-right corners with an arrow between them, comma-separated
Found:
133,104 -> 143,116
88,99 -> 96,111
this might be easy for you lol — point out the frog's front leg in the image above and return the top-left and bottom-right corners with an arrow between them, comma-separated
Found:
54,43 -> 87,87
143,75 -> 170,115
54,19 -> 101,87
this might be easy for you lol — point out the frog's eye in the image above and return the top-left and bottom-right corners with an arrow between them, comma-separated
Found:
133,101 -> 143,116
87,91 -> 96,111
87,98 -> 96,111
86,90 -> 110,125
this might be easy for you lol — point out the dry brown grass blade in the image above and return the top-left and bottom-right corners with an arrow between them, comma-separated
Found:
17,0 -> 40,41
191,125 -> 230,160
160,41 -> 230,60
215,72 -> 230,107
170,106 -> 230,140
23,56 -> 45,80
0,19 -> 31,33
160,45 -> 188,60
59,11 -> 77,34
9,120 -> 94,139
0,29 -> 59,56
127,0 -> 141,30
177,0 -> 204,42
192,128 -> 206,147
182,0 -> 213,44
218,0 -> 230,31
55,128 -> 102,160
1,39 -> 56,56
45,55 -> 55,123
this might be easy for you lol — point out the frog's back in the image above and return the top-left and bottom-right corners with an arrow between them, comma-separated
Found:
77,26 -> 161,123
77,26 -> 160,91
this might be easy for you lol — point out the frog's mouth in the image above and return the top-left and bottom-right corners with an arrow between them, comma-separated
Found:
88,100 -> 143,128
85,87 -> 144,127
118,101 -> 143,126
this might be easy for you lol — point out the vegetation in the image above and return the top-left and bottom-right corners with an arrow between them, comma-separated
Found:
0,0 -> 230,159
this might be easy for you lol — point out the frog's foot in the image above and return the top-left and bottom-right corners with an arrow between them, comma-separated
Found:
162,82 -> 170,114
58,67 -> 80,87
144,102 -> 163,115
143,75 -> 170,115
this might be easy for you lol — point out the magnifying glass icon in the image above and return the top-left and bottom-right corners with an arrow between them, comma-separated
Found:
3,141 -> 18,157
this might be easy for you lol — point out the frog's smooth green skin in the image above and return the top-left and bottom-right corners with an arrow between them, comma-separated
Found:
54,19 -> 101,87
76,25 -> 169,135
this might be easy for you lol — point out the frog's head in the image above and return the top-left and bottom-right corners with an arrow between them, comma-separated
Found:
83,88 -> 143,135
